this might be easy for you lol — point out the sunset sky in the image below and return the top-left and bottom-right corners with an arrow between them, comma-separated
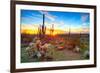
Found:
20,9 -> 90,35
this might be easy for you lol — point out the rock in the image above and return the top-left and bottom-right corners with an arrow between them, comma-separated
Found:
57,46 -> 65,50
74,46 -> 80,52
83,50 -> 89,59
37,51 -> 42,58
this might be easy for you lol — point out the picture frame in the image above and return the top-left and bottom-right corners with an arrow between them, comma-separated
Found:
11,0 -> 97,72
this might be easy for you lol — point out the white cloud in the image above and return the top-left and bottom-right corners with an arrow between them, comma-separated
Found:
39,11 -> 56,21
81,14 -> 89,22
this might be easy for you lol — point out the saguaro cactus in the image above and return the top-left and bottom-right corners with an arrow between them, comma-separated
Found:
41,14 -> 46,38
38,14 -> 46,39
38,25 -> 42,38
50,24 -> 54,36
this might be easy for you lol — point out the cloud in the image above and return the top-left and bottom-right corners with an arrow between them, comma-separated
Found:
81,14 -> 89,22
21,13 -> 42,25
39,11 -> 56,21
31,13 -> 42,18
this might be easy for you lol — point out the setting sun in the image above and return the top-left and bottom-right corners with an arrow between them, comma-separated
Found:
21,24 -> 89,35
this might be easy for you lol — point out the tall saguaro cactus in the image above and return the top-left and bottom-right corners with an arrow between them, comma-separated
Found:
42,14 -> 46,36
41,14 -> 46,38
38,14 -> 46,39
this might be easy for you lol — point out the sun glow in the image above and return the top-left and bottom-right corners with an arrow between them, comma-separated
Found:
21,24 -> 89,35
